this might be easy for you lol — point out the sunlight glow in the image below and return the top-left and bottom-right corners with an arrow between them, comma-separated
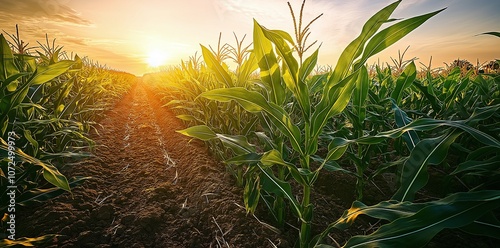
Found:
146,50 -> 168,67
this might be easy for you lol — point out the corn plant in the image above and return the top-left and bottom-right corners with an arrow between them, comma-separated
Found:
179,1 -> 443,246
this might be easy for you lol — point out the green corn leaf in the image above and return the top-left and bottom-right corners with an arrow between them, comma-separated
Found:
228,149 -> 308,186
200,87 -> 303,154
391,99 -> 419,150
329,1 -> 401,84
258,24 -> 298,79
342,190 -> 500,248
339,200 -> 430,230
393,131 -> 462,202
465,104 -> 500,126
15,176 -> 90,208
0,137 -> 70,192
309,73 -> 328,94
355,118 -> 500,149
176,114 -> 198,121
314,191 -> 500,247
459,213 -> 500,239
225,152 -> 262,165
177,125 -> 217,141
179,126 -> 256,155
200,87 -> 264,112
464,146 -> 498,161
391,61 -> 417,104
253,19 -> 285,105
413,82 -> 441,113
1,116 -> 8,135
311,72 -> 358,148
323,137 -> 350,167
452,155 -> 500,175
7,60 -> 75,112
299,48 -> 319,85
200,45 -> 234,87
311,155 -> 354,175
216,134 -> 256,154
23,129 -> 39,157
41,163 -> 71,192
480,31 -> 500,38
259,165 -> 302,220
29,60 -> 75,85
54,76 -> 75,110
261,149 -> 307,186
352,65 -> 369,124
0,34 -> 19,81
443,75 -> 470,112
258,22 -> 312,121
236,51 -> 258,87
58,91 -> 83,119
244,175 -> 261,213
312,199 -> 430,247
3,73 -> 26,92
361,8 -> 445,62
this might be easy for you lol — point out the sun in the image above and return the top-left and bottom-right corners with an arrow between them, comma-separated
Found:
146,50 -> 168,67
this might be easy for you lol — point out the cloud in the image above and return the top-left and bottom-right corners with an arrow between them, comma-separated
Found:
0,0 -> 91,26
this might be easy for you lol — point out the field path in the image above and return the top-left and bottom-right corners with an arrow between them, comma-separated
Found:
17,80 -> 285,247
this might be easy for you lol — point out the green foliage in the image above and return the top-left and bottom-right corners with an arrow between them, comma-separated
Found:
156,1 -> 499,247
0,29 -> 136,241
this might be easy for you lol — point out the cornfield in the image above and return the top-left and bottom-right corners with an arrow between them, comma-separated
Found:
2,0 -> 499,247
152,1 -> 500,247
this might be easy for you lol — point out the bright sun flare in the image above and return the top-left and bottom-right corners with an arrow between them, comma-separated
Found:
146,50 -> 168,67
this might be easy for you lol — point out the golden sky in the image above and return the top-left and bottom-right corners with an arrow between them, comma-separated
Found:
1,0 -> 499,75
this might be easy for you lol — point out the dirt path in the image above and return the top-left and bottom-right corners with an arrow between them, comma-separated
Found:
17,81 -> 285,247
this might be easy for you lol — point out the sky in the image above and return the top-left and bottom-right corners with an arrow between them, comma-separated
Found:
0,0 -> 499,76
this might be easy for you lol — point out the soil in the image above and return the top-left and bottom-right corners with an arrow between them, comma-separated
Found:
15,80 -> 497,247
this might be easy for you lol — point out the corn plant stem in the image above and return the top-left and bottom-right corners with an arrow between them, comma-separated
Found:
299,154 -> 312,248
300,185 -> 311,248
276,166 -> 286,228
356,141 -> 364,201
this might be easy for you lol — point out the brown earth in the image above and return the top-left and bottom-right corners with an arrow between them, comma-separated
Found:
16,80 -> 497,247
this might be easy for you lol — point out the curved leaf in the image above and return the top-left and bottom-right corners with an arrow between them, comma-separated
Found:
393,131 -> 462,202
329,1 -> 401,84
0,34 -> 19,81
200,87 -> 303,153
391,99 -> 419,150
352,65 -> 369,124
30,60 -> 75,85
480,31 -> 500,38
391,61 -> 416,104
253,19 -> 285,104
0,137 -> 70,192
343,191 -> 500,248
216,133 -> 256,154
355,118 -> 500,149
361,8 -> 445,62
177,125 -> 216,141
259,165 -> 302,220
200,45 -> 233,87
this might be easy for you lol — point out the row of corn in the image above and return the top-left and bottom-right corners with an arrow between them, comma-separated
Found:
0,27 -> 136,244
151,1 -> 500,247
